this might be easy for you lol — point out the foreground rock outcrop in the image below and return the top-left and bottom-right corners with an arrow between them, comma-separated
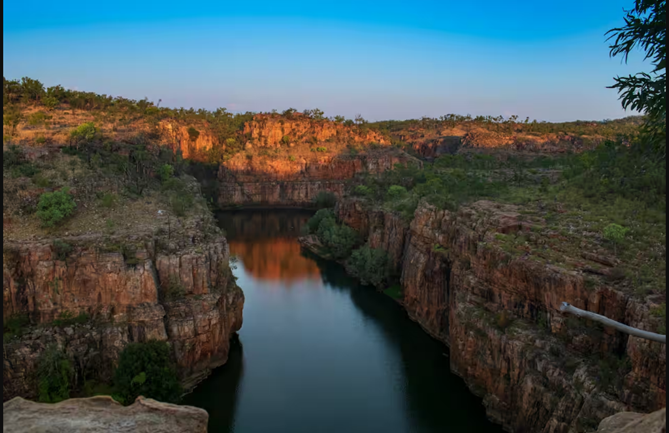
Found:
592,408 -> 666,433
2,396 -> 208,433
331,198 -> 666,433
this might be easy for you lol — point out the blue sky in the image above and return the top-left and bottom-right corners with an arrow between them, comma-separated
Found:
3,0 -> 649,122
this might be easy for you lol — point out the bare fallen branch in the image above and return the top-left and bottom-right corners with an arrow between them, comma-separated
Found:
560,302 -> 666,344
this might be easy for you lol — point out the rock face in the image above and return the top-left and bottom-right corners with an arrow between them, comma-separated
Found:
243,113 -> 389,148
593,408 -> 666,433
2,396 -> 209,433
159,121 -> 218,161
335,198 -> 666,433
3,230 -> 244,400
218,149 -> 419,207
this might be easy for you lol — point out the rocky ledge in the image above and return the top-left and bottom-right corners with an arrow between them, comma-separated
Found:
2,396 -> 208,433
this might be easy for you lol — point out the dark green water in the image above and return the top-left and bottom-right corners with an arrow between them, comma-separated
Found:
183,209 -> 503,433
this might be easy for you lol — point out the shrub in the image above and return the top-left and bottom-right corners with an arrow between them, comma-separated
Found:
314,191 -> 337,209
603,223 -> 629,254
354,185 -> 372,197
101,193 -> 118,208
288,155 -> 296,162
70,122 -> 97,143
43,96 -> 59,110
307,208 -> 335,234
52,240 -> 73,260
31,173 -> 51,188
36,188 -> 77,227
386,185 -> 408,201
158,164 -> 174,183
170,193 -> 194,217
281,135 -> 291,146
35,135 -> 46,144
347,245 -> 392,287
28,111 -> 48,126
52,311 -> 90,327
3,314 -> 29,341
37,344 -> 73,403
316,146 -> 327,152
317,218 -> 359,259
114,340 -> 182,405
187,127 -> 200,142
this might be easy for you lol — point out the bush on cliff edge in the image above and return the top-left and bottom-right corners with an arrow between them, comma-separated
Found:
113,340 -> 182,405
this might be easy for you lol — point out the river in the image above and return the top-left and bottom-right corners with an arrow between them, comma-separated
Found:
183,209 -> 503,433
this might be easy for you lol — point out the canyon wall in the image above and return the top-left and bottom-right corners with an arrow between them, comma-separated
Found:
243,113 -> 388,148
3,227 -> 244,400
217,149 -> 419,207
335,198 -> 666,433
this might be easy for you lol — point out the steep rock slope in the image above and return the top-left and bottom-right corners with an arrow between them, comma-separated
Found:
334,198 -> 666,433
3,227 -> 243,400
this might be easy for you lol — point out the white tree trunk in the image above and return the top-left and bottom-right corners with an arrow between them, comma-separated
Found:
560,302 -> 666,344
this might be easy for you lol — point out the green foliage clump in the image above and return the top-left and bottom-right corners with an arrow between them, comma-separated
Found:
114,340 -> 182,405
651,303 -> 666,334
187,127 -> 200,142
158,164 -> 174,183
314,191 -> 337,209
70,122 -> 97,143
3,314 -> 29,341
37,344 -> 73,403
307,208 -> 335,234
383,285 -> 403,300
603,223 -> 629,245
52,311 -> 90,327
353,185 -> 372,197
52,239 -> 73,260
36,188 -> 77,227
346,245 -> 392,287
316,146 -> 327,152
386,185 -> 407,201
316,216 -> 359,260
28,111 -> 49,126
3,105 -> 24,136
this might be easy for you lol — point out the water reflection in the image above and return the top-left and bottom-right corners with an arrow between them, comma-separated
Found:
185,210 -> 502,433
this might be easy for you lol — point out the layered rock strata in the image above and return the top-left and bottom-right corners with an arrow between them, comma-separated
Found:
3,228 -> 244,400
332,198 -> 666,433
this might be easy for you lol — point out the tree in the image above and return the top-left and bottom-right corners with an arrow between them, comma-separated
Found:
607,0 -> 666,156
603,223 -> 629,255
3,105 -> 23,136
114,340 -> 182,405
347,245 -> 392,287
20,77 -> 45,104
37,344 -> 73,403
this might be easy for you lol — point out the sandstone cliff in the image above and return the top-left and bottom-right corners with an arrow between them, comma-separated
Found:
217,148 -> 419,207
243,113 -> 388,148
3,395 -> 209,433
334,198 -> 666,433
3,226 -> 244,400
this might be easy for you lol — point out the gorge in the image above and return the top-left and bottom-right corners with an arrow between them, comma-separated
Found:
2,98 -> 665,433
